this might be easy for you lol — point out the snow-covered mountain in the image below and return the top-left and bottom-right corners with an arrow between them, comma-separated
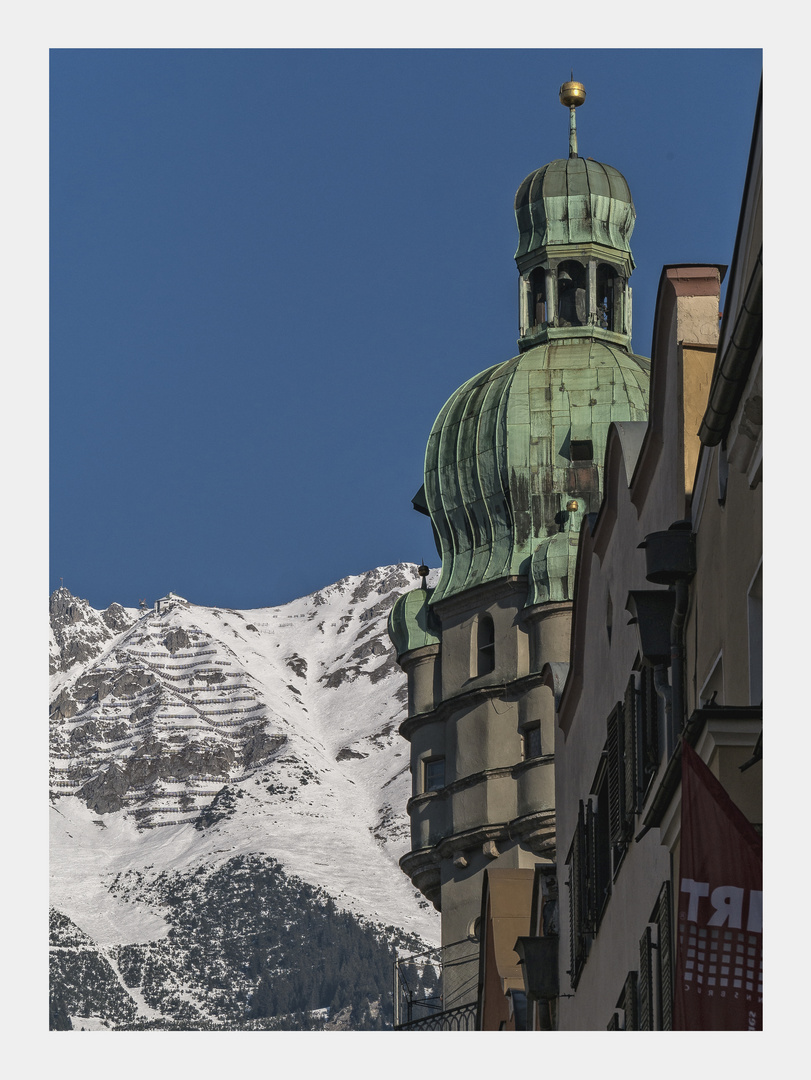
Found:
49,564 -> 441,1030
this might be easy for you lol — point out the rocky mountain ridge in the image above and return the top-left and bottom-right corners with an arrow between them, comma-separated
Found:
49,564 -> 441,1030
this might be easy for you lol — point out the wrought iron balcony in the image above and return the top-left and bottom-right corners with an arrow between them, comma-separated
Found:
393,946 -> 478,1031
396,1002 -> 478,1031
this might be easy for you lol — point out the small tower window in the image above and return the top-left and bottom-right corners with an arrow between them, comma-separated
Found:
597,263 -> 620,332
529,267 -> 547,327
570,439 -> 593,461
476,614 -> 496,676
522,722 -> 542,760
557,260 -> 587,327
423,757 -> 445,792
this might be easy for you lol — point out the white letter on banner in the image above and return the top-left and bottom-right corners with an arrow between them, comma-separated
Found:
707,886 -> 744,928
681,878 -> 710,922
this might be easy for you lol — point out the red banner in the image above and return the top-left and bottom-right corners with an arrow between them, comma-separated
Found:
674,740 -> 762,1030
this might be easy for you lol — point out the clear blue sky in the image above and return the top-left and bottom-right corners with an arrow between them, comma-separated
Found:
49,48 -> 761,611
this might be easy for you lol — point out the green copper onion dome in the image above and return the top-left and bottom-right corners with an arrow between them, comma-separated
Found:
514,157 -> 636,260
424,340 -> 649,605
416,82 -> 650,608
388,587 -> 440,661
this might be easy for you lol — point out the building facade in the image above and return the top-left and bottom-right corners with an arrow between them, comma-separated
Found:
390,79 -> 761,1031
546,87 -> 762,1031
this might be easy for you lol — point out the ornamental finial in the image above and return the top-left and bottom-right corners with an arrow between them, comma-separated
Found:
559,77 -> 586,158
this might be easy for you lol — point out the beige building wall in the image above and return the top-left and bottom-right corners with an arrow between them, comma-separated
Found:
554,271 -> 724,1030
552,89 -> 761,1029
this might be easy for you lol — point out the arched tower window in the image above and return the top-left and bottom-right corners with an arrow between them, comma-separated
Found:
557,260 -> 587,327
475,614 -> 496,676
597,263 -> 622,332
529,267 -> 547,328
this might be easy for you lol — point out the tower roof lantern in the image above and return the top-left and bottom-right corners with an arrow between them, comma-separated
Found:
514,157 -> 636,261
515,79 -> 636,263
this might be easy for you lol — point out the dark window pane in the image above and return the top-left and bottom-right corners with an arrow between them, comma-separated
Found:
477,615 -> 495,676
570,439 -> 593,461
424,758 -> 445,792
524,724 -> 542,759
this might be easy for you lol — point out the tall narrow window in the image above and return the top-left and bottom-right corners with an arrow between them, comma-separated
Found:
567,779 -> 611,990
607,972 -> 639,1031
588,774 -> 612,929
557,260 -> 587,327
522,722 -> 542,760
423,757 -> 445,793
476,614 -> 495,676
529,267 -> 547,327
638,882 -> 674,1030
637,668 -> 662,799
567,802 -> 588,989
606,702 -> 631,870
596,263 -> 619,331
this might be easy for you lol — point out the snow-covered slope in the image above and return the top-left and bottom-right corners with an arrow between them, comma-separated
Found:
49,564 -> 440,1029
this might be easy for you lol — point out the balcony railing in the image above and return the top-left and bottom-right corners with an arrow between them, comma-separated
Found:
393,946 -> 478,1030
396,1002 -> 478,1031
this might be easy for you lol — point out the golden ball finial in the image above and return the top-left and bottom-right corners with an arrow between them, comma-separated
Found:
559,80 -> 586,108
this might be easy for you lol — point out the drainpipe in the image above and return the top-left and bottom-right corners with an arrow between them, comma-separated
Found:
653,665 -> 672,748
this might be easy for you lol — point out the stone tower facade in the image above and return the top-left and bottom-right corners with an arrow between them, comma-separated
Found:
389,84 -> 651,1013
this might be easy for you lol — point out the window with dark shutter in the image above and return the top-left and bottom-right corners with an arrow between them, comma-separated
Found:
656,881 -> 674,1031
606,1011 -> 620,1031
566,801 -> 589,988
606,702 -> 628,871
609,971 -> 639,1031
640,666 -> 661,791
567,773 -> 613,989
623,667 -> 663,813
623,971 -> 639,1031
568,862 -> 577,991
637,882 -> 675,1030
585,798 -> 598,933
606,705 -> 621,839
639,925 -> 653,1030
623,675 -> 638,818
588,767 -> 612,927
